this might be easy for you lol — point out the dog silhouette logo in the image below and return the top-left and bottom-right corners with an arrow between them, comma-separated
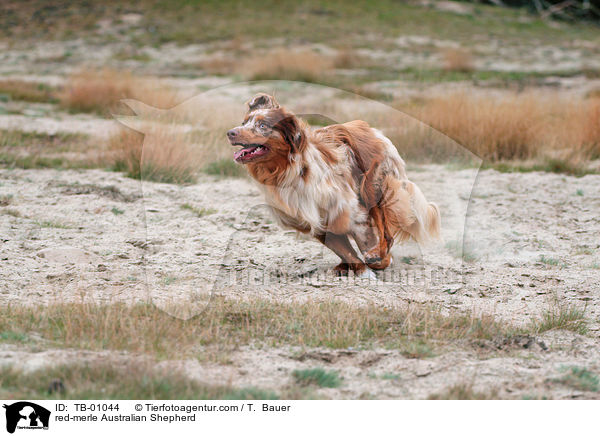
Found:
3,402 -> 50,433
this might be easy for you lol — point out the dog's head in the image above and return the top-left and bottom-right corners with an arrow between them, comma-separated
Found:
226,93 -> 306,166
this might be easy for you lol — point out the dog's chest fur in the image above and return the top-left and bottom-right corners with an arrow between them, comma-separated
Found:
259,141 -> 359,234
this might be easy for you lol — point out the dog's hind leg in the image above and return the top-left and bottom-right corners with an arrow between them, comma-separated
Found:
364,206 -> 393,269
349,212 -> 392,270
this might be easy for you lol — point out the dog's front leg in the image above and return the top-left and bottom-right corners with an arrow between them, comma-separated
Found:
315,232 -> 370,277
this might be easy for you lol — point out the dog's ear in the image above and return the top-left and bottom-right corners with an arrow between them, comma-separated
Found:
247,93 -> 279,111
276,114 -> 305,152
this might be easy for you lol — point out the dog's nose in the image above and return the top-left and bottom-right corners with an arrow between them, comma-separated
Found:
227,129 -> 238,139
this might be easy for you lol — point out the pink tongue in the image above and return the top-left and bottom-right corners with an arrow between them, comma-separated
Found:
234,148 -> 246,160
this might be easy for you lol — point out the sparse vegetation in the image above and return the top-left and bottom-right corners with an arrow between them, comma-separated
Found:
36,219 -> 72,229
529,305 -> 587,335
202,159 -> 247,178
0,298 -> 581,362
400,340 -> 434,359
0,80 -> 58,103
428,383 -> 497,400
554,366 -> 599,392
180,203 -> 216,217
0,194 -> 12,206
445,240 -> 478,263
292,368 -> 341,388
0,129 -> 102,170
61,68 -> 179,115
538,255 -> 562,266
0,362 -> 282,400
0,330 -> 29,343
380,373 -> 401,380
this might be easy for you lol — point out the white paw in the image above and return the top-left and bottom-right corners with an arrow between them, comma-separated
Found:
356,268 -> 377,280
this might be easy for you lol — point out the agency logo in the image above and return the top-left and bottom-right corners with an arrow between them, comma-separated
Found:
2,402 -> 50,434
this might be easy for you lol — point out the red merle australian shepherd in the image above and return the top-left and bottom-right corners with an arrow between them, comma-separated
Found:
227,93 -> 441,278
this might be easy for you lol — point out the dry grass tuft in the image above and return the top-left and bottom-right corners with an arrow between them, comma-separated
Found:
441,47 -> 474,73
332,48 -> 367,69
195,56 -> 237,75
242,49 -> 333,82
108,125 -> 209,184
60,68 -> 179,114
399,92 -> 600,165
193,50 -> 334,82
107,96 -> 239,184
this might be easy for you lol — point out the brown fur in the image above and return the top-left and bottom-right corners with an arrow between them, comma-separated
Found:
227,94 -> 441,275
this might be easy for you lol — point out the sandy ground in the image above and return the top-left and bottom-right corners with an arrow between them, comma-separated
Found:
1,163 -> 598,398
1,166 -> 598,319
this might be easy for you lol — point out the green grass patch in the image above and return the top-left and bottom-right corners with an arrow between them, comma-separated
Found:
202,159 -> 246,178
180,203 -> 216,217
292,368 -> 341,388
0,130 -> 89,150
538,255 -> 562,267
529,305 -> 588,335
397,67 -> 589,84
4,0 -> 599,49
400,340 -> 434,359
380,372 -> 401,380
555,366 -> 599,392
0,330 -> 29,343
126,163 -> 198,185
0,80 -> 58,104
0,130 -> 97,170
36,220 -> 72,229
483,159 -> 598,177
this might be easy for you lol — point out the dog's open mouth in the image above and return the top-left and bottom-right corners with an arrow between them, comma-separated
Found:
233,144 -> 269,163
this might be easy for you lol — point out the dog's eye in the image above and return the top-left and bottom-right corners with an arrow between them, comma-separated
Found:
259,123 -> 268,130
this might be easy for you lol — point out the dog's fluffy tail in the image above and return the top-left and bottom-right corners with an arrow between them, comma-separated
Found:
382,176 -> 441,244
424,202 -> 441,241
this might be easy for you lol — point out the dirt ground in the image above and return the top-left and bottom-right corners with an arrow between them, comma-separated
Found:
1,162 -> 598,398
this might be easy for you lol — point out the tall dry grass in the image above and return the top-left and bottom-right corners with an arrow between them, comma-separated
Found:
61,68 -> 180,114
108,125 -> 225,184
441,47 -> 474,73
0,297 -> 515,358
107,95 -> 241,184
399,92 -> 600,165
0,298 -> 585,361
241,49 -> 334,82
